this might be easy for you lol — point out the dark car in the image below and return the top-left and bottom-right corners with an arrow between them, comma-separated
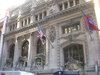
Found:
53,71 -> 80,75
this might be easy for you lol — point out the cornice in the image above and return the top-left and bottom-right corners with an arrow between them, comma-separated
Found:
4,2 -> 93,37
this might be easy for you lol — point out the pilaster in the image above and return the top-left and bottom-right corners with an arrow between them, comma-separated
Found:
13,37 -> 19,67
73,0 -> 76,6
68,0 -> 70,8
49,25 -> 58,69
27,33 -> 34,67
1,40 -> 8,69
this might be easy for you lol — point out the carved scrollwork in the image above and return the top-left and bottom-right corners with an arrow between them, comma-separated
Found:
49,26 -> 56,42
30,53 -> 45,70
16,56 -> 27,67
5,58 -> 13,67
64,57 -> 82,71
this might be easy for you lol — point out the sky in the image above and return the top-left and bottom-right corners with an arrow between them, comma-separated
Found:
0,0 -> 26,19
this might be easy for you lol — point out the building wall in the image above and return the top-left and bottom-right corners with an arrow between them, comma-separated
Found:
1,0 -> 100,75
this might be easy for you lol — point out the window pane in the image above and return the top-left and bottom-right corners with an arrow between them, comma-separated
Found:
37,36 -> 46,54
44,11 -> 47,17
64,2 -> 68,9
25,19 -> 27,25
62,22 -> 80,34
28,17 -> 30,24
39,13 -> 42,20
35,15 -> 38,21
63,44 -> 84,67
59,4 -> 63,11
69,0 -> 73,7
75,0 -> 79,5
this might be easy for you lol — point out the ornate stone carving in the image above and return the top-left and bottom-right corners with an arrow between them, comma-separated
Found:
49,26 -> 56,42
30,53 -> 45,70
16,56 -> 27,67
60,32 -> 85,42
64,57 -> 82,71
5,58 -> 13,67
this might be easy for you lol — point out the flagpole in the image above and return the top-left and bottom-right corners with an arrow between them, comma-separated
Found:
37,23 -> 54,48
80,10 -> 93,41
45,35 -> 54,48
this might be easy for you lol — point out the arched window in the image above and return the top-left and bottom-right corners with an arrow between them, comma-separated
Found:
37,36 -> 46,54
9,44 -> 15,59
63,44 -> 84,70
22,41 -> 29,57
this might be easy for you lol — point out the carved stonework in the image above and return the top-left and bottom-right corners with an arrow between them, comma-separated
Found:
30,53 -> 45,70
64,57 -> 82,71
61,32 -> 85,42
5,58 -> 13,68
16,56 -> 27,68
49,26 -> 56,42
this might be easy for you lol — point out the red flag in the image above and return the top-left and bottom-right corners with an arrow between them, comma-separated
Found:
82,11 -> 100,31
1,73 -> 5,75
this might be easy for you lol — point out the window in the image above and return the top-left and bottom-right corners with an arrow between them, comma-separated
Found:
25,19 -> 27,25
22,41 -> 29,57
59,4 -> 63,11
13,24 -> 15,30
9,44 -> 15,59
63,44 -> 84,68
39,13 -> 42,20
43,11 -> 47,17
35,15 -> 38,21
9,25 -> 12,31
28,17 -> 30,24
37,36 -> 46,54
21,40 -> 29,67
15,23 -> 17,28
62,22 -> 80,34
21,21 -> 23,27
69,0 -> 73,7
8,44 -> 15,67
75,0 -> 79,5
64,2 -> 68,9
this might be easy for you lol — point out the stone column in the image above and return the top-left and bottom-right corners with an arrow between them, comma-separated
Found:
44,29 -> 49,69
17,9 -> 21,28
30,14 -> 34,23
13,37 -> 21,68
49,26 -> 58,69
68,0 -> 70,8
13,38 -> 18,67
62,3 -> 65,10
73,0 -> 76,6
42,12 -> 44,19
27,34 -> 34,67
1,40 -> 8,68
17,19 -> 20,28
23,20 -> 25,26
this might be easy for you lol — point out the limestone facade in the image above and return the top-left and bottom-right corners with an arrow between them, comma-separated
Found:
0,0 -> 100,75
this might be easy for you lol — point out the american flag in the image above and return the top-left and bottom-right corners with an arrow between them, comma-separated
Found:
37,24 -> 44,44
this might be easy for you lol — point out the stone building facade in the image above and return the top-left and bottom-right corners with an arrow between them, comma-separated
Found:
0,0 -> 100,75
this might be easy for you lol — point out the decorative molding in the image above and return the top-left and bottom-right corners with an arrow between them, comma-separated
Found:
5,2 -> 93,37
49,26 -> 56,42
59,31 -> 85,41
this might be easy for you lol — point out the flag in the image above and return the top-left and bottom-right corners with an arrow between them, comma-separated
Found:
37,24 -> 44,44
82,11 -> 100,31
1,73 -> 5,75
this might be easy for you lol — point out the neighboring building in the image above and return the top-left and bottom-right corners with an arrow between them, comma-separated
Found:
0,0 -> 100,75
